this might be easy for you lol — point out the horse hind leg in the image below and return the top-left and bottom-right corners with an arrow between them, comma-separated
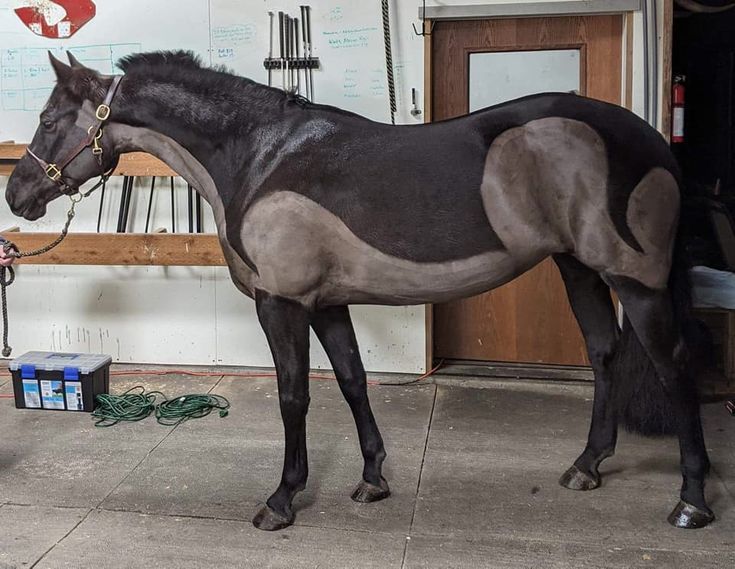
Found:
311,305 -> 390,503
554,255 -> 619,491
605,274 -> 714,529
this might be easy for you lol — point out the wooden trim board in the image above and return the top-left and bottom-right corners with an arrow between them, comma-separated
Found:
0,144 -> 177,177
0,233 -> 226,266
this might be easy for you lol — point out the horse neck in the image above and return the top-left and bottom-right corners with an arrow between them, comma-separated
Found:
108,75 -> 283,220
114,73 -> 282,169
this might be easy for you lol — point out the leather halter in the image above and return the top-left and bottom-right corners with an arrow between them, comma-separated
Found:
26,75 -> 123,195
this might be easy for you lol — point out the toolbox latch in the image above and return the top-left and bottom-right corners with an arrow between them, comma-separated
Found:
20,364 -> 36,379
63,367 -> 80,380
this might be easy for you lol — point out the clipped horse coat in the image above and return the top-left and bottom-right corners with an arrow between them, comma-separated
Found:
5,51 -> 716,531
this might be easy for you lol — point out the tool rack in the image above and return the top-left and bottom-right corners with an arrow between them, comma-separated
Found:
0,143 -> 226,266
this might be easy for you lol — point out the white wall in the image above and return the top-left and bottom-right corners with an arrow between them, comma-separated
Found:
0,0 -> 662,373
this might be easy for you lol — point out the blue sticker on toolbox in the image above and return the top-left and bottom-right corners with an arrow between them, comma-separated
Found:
20,364 -> 36,379
40,380 -> 65,410
64,381 -> 84,411
22,380 -> 41,408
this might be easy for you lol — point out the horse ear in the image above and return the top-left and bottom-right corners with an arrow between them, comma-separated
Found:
67,51 -> 85,69
48,51 -> 72,82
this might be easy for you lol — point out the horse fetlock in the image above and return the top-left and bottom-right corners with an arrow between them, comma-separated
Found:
559,464 -> 600,491
667,500 -> 715,529
351,477 -> 391,503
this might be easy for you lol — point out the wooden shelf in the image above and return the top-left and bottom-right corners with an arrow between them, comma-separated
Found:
1,143 -> 177,177
0,232 -> 227,266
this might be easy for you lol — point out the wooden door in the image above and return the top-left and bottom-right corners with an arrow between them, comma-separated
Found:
432,15 -> 624,366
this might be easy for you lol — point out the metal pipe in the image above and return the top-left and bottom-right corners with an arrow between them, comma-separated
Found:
120,176 -> 134,233
144,177 -> 155,233
170,177 -> 176,233
187,183 -> 194,233
195,191 -> 202,233
96,178 -> 106,233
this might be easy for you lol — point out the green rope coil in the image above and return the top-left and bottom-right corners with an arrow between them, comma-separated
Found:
155,393 -> 230,427
92,386 -> 230,428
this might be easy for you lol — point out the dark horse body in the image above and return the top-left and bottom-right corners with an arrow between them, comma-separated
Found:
5,52 -> 714,531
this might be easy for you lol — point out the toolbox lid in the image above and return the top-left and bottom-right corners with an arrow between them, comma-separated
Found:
8,351 -> 112,375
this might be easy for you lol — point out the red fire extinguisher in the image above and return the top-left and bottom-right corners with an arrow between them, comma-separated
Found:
672,75 -> 686,144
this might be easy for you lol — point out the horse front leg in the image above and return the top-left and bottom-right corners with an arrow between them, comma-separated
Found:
311,305 -> 390,503
252,290 -> 311,531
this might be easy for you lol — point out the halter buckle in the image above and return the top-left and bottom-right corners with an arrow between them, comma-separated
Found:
45,164 -> 62,182
95,104 -> 111,121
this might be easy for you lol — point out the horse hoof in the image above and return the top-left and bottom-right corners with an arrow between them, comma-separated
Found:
252,504 -> 293,531
667,500 -> 715,529
351,477 -> 391,503
559,465 -> 600,491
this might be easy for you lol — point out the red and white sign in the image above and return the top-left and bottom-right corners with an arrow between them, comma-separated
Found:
15,0 -> 96,39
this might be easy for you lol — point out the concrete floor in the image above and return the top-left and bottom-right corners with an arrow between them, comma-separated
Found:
0,369 -> 733,569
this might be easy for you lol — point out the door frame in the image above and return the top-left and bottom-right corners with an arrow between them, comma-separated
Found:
422,8 -> 638,372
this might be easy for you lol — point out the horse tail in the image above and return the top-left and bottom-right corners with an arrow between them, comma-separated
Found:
611,233 -> 712,437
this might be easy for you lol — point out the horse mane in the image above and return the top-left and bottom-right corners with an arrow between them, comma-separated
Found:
115,50 -> 366,124
116,50 -> 287,107
117,50 -> 206,72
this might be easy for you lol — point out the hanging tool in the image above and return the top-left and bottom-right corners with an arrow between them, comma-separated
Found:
278,11 -> 286,90
170,177 -> 176,233
292,16 -> 299,93
300,6 -> 309,99
267,11 -> 274,86
144,177 -> 155,233
286,14 -> 293,91
410,88 -> 422,117
294,17 -> 301,95
305,5 -> 314,101
95,178 -> 106,232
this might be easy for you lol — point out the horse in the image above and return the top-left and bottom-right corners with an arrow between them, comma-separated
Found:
5,51 -> 715,531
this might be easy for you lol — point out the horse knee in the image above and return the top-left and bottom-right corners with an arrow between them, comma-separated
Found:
278,392 -> 310,416
338,373 -> 368,403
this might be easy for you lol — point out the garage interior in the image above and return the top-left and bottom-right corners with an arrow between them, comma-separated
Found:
0,1 -> 734,568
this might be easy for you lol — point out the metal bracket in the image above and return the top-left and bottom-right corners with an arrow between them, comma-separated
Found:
413,0 -> 436,36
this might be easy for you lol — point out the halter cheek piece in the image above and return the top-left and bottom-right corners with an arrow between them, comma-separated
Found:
26,75 -> 123,196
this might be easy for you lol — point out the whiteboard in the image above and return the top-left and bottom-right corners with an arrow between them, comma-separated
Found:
0,0 -> 394,142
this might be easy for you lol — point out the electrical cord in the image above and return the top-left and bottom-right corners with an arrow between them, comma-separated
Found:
91,386 -> 230,428
155,393 -> 230,427
91,386 -> 163,427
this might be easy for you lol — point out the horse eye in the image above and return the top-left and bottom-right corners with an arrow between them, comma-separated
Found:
42,120 -> 55,131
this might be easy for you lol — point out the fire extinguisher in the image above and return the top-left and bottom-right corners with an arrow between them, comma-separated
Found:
672,75 -> 686,144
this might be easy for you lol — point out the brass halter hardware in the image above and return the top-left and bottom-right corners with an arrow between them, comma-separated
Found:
95,104 -> 111,121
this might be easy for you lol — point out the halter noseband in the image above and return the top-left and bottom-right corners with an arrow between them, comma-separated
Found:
27,75 -> 123,195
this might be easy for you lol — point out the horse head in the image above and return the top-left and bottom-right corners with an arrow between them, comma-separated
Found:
6,52 -> 121,220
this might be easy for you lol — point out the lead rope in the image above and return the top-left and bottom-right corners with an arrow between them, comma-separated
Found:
381,0 -> 397,125
1,175 -> 106,357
